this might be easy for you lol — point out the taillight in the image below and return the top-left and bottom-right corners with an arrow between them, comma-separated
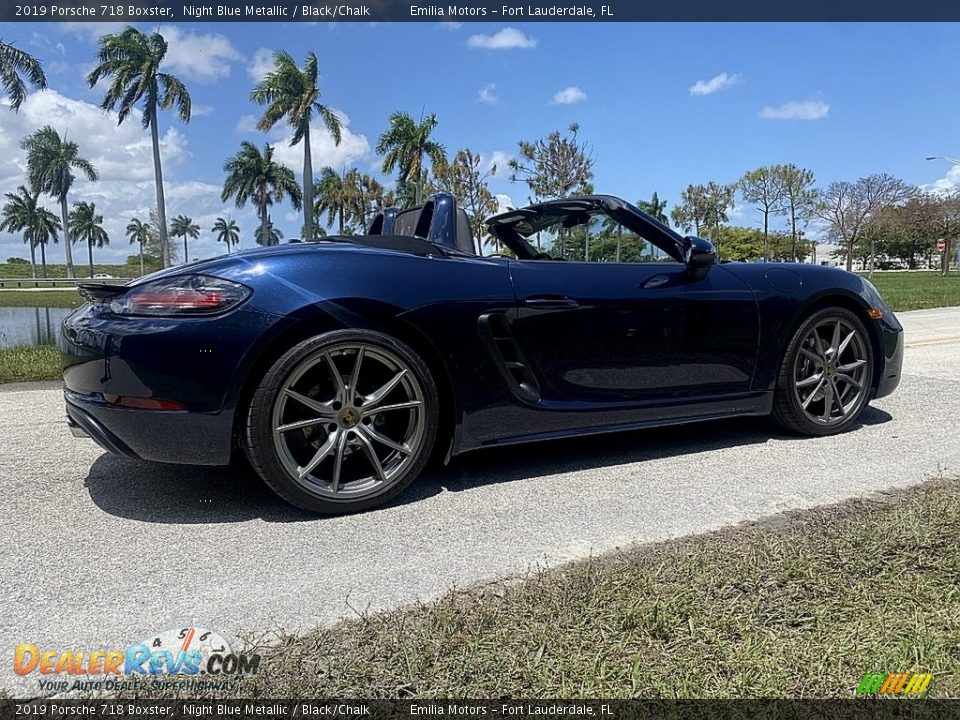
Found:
110,275 -> 251,317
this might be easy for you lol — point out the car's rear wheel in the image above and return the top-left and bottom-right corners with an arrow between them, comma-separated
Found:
772,307 -> 874,436
244,330 -> 438,514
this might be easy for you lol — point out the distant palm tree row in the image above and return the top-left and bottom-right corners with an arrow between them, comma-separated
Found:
1,30 -> 453,275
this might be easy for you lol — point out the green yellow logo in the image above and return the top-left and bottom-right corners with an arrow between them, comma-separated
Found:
856,672 -> 932,697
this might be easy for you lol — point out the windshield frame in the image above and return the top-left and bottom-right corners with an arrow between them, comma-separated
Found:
486,195 -> 685,262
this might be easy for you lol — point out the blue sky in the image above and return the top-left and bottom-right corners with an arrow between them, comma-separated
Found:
2,21 -> 959,263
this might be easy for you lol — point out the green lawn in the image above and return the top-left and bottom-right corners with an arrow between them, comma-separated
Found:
0,261 -> 139,279
0,289 -> 83,309
861,271 -> 960,312
133,478 -> 959,699
0,345 -> 61,383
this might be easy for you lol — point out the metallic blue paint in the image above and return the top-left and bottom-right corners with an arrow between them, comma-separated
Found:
61,199 -> 903,468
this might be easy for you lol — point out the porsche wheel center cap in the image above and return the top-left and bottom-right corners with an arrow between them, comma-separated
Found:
825,365 -> 836,377
339,407 -> 360,428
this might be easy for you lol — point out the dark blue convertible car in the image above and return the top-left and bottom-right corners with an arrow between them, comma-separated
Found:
62,194 -> 903,514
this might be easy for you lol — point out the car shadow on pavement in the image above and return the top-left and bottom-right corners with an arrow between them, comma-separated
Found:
83,406 -> 892,524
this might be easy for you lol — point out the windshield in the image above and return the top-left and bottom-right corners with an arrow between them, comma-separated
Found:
488,197 -> 684,262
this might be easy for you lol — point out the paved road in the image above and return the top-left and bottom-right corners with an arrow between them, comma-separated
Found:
2,307 -> 959,691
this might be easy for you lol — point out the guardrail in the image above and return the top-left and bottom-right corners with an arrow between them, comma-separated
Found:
0,278 -> 133,289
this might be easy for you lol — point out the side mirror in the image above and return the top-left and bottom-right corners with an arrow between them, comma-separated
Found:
683,236 -> 716,280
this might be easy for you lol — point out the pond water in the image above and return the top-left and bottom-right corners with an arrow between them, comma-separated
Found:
0,307 -> 74,349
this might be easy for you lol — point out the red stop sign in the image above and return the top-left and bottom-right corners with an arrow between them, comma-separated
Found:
937,239 -> 946,251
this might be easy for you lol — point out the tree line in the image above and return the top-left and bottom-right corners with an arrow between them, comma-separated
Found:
0,32 -> 955,278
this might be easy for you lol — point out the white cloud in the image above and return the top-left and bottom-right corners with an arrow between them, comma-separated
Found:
0,90 -> 188,187
0,90 -> 266,264
484,150 -> 512,176
47,61 -> 70,76
759,100 -> 830,120
689,72 -> 742,96
59,22 -> 126,43
440,21 -> 463,30
248,48 -> 276,83
467,28 -> 537,50
495,193 -> 515,214
30,32 -> 66,56
271,108 -> 371,176
156,26 -> 243,84
192,105 -> 215,117
551,86 -> 587,105
235,114 -> 261,134
923,164 -> 960,195
477,83 -> 498,105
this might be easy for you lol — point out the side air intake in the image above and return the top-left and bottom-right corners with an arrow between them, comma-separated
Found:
478,313 -> 541,402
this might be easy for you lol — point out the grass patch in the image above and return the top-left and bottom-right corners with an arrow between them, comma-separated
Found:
137,478 -> 960,699
863,271 -> 960,312
0,345 -> 61,383
0,290 -> 83,309
0,261 -> 139,279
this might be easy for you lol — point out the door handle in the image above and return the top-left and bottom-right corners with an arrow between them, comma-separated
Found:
524,295 -> 579,309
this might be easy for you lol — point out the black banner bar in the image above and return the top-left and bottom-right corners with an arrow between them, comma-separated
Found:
4,0 -> 960,22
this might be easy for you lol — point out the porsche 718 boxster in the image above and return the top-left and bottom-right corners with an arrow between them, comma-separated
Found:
62,194 -> 903,514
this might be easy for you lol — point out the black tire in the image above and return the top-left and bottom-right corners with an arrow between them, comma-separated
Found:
771,307 -> 874,436
244,329 -> 439,514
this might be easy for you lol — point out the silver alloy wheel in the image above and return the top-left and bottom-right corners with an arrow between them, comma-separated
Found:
792,317 -> 869,426
270,342 -> 426,501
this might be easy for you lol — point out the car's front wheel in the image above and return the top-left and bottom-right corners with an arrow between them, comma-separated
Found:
772,307 -> 874,436
244,330 -> 438,514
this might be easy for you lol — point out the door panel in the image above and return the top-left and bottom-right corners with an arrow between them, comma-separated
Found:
508,260 -> 758,406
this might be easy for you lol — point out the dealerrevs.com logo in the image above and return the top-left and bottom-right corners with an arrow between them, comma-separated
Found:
14,626 -> 260,693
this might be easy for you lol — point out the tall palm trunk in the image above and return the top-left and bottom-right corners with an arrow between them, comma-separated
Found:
28,239 -> 37,280
150,109 -> 170,268
183,235 -> 189,263
257,188 -> 269,245
39,241 -> 47,278
59,195 -> 75,279
302,126 -> 313,240
88,240 -> 94,278
139,243 -> 144,276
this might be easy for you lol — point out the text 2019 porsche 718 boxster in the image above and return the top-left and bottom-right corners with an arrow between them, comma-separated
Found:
62,194 -> 903,514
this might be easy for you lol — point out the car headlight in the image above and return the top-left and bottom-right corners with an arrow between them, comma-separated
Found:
109,275 -> 251,316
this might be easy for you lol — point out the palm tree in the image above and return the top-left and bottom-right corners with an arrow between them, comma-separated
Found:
21,126 -> 98,279
170,214 -> 200,263
250,50 -> 341,241
314,167 -> 356,234
221,141 -> 302,245
87,27 -> 191,269
0,186 -> 60,279
348,171 -> 385,232
376,111 -> 447,205
125,217 -> 151,276
68,201 -> 109,278
213,217 -> 240,253
637,192 -> 669,224
0,40 -> 47,110
255,216 -> 283,246
637,192 -> 669,262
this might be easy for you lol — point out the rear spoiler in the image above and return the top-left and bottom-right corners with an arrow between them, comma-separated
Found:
77,283 -> 128,302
